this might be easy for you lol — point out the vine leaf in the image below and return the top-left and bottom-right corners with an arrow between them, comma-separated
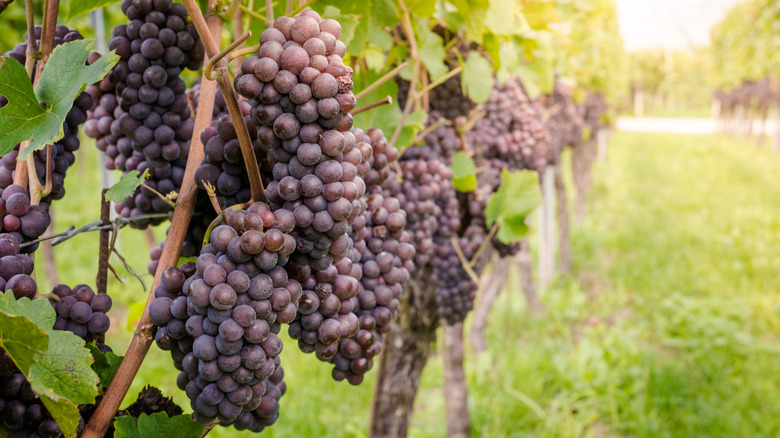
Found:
0,294 -> 51,374
0,39 -> 119,159
451,151 -> 477,192
0,292 -> 100,438
114,412 -> 205,438
106,169 -> 150,202
62,0 -> 122,21
86,342 -> 123,388
461,53 -> 493,104
320,6 -> 360,49
415,20 -> 448,80
486,169 -> 542,243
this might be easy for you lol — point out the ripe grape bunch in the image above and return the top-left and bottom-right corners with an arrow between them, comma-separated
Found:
151,202 -> 301,428
86,0 -> 204,228
0,185 -> 50,254
2,25 -> 94,210
468,77 -> 549,173
50,284 -> 112,342
325,128 -> 415,384
397,73 -> 474,121
233,11 -> 365,274
543,80 -> 583,162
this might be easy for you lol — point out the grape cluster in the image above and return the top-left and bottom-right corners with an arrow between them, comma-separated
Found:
3,26 -> 94,209
233,365 -> 285,432
390,117 -> 484,324
194,103 -> 268,209
0,369 -> 80,437
151,203 -> 301,427
49,284 -> 112,342
542,80 -> 583,162
0,233 -> 36,299
0,186 -> 50,253
468,77 -> 549,172
233,11 -> 365,274
86,0 -> 204,228
397,73 -> 474,120
581,92 -> 607,139
327,133 -> 414,383
149,85 -> 236,276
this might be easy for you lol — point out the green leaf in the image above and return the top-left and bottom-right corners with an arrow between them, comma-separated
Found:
364,46 -> 387,71
482,32 -> 501,70
0,293 -> 100,438
177,256 -> 197,267
62,0 -> 122,21
314,0 -> 397,57
451,151 -> 477,192
397,110 -> 428,148
320,6 -> 360,50
486,169 -> 542,244
0,291 -> 56,328
86,343 -> 123,388
410,0 -> 436,16
106,169 -> 150,202
29,330 -> 99,405
0,295 -> 50,375
415,20 -> 448,80
461,53 -> 494,104
114,412 -> 205,438
40,396 -> 81,438
485,0 -> 523,36
0,40 -> 119,159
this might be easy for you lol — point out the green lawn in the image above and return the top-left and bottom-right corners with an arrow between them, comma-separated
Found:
47,130 -> 780,437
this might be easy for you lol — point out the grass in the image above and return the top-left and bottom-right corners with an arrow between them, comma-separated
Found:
44,130 -> 780,437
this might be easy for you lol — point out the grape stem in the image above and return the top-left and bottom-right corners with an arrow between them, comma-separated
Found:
202,181 -> 224,216
226,44 -> 261,64
355,61 -> 409,101
456,106 -> 486,134
14,0 -> 59,191
468,221 -> 498,268
23,0 -> 38,78
265,0 -> 274,28
290,0 -> 316,17
412,116 -> 449,145
417,66 -> 462,98
204,31 -> 252,80
242,0 -> 254,40
38,0 -> 60,64
217,0 -> 241,20
42,145 -> 53,197
80,3 -> 224,435
238,4 -> 265,21
26,150 -> 44,205
232,5 -> 243,76
141,182 -> 177,208
351,95 -> 393,115
17,213 -> 172,248
449,236 -> 479,284
389,0 -> 419,148
184,0 -> 268,204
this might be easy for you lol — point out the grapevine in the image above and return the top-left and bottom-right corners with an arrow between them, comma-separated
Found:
0,0 -> 621,437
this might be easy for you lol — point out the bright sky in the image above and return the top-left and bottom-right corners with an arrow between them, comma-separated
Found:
616,0 -> 744,51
